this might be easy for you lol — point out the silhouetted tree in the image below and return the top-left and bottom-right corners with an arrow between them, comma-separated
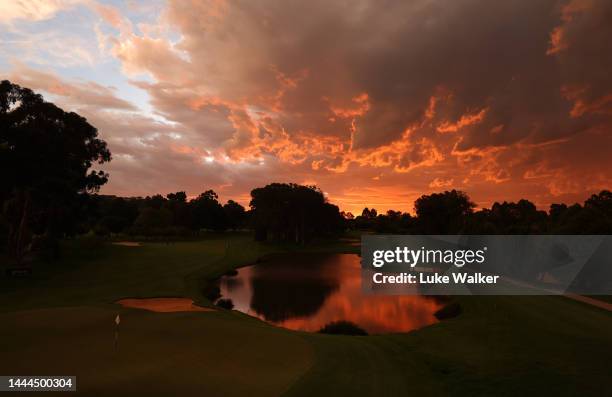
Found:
223,200 -> 246,230
414,190 -> 475,234
131,207 -> 173,236
585,190 -> 612,214
250,183 -> 344,243
1,80 -> 110,264
547,191 -> 612,234
361,207 -> 377,219
549,203 -> 568,222
341,211 -> 354,220
492,200 -> 547,233
144,194 -> 166,210
354,207 -> 377,229
375,210 -> 414,233
191,190 -> 226,231
93,196 -> 139,235
548,203 -> 585,234
165,191 -> 192,231
166,191 -> 187,203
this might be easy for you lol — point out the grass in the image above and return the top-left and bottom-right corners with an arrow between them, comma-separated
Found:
1,233 -> 611,396
286,295 -> 611,396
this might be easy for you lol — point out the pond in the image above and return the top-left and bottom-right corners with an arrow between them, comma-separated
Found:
218,253 -> 444,334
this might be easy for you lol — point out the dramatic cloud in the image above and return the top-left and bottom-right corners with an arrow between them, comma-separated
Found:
2,0 -> 611,212
8,63 -> 136,111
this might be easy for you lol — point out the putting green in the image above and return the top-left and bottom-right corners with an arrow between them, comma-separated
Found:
0,306 -> 313,396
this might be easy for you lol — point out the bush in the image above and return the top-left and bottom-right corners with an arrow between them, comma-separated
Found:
434,302 -> 462,320
215,298 -> 234,310
318,321 -> 368,336
203,284 -> 221,302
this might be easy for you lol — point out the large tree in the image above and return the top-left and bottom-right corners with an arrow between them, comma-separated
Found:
250,183 -> 344,243
223,200 -> 246,230
0,80 -> 111,264
190,190 -> 226,231
414,190 -> 475,234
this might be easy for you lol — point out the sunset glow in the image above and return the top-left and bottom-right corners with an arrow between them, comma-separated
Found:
2,0 -> 611,213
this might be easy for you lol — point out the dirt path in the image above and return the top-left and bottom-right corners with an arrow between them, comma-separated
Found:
564,294 -> 612,312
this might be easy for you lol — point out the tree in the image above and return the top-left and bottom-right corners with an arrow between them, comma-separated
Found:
548,191 -> 612,233
361,207 -> 377,219
190,189 -> 226,231
131,207 -> 173,236
93,196 -> 139,235
369,210 -> 414,233
223,200 -> 246,230
165,191 -> 192,231
489,199 -> 548,233
354,207 -> 379,230
144,194 -> 166,210
549,203 -> 568,223
340,211 -> 354,220
1,80 -> 111,264
585,190 -> 612,212
414,190 -> 475,234
250,183 -> 344,243
166,191 -> 187,203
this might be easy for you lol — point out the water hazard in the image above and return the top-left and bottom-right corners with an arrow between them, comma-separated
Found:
218,254 -> 444,334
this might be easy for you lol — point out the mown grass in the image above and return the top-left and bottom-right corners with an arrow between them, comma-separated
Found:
1,233 -> 611,396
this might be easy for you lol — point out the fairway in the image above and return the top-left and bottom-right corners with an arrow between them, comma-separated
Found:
1,235 -> 612,396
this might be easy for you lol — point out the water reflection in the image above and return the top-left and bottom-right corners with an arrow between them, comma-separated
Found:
219,254 -> 443,334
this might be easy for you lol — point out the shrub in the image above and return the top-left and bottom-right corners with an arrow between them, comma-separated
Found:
318,321 -> 368,336
434,302 -> 462,320
203,284 -> 221,302
215,298 -> 234,310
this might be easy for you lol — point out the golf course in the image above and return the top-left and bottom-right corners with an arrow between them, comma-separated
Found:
1,233 -> 611,396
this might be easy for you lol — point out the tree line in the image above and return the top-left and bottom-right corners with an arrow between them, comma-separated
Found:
3,79 -> 612,267
349,189 -> 612,235
87,191 -> 245,237
79,183 -> 344,245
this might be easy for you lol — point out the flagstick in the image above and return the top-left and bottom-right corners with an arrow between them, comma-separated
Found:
114,314 -> 121,351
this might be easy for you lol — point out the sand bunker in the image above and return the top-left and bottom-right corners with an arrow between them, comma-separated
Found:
112,241 -> 142,247
116,298 -> 213,312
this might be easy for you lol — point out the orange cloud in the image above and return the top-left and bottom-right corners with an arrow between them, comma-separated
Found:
437,108 -> 487,133
5,0 -> 612,215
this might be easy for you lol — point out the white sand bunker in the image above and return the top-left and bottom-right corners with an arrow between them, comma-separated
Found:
112,241 -> 142,247
117,298 -> 213,312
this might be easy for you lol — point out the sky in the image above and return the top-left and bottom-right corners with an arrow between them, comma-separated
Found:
1,0 -> 611,214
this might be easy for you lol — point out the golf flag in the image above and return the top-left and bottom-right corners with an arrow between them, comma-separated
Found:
114,314 -> 120,351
